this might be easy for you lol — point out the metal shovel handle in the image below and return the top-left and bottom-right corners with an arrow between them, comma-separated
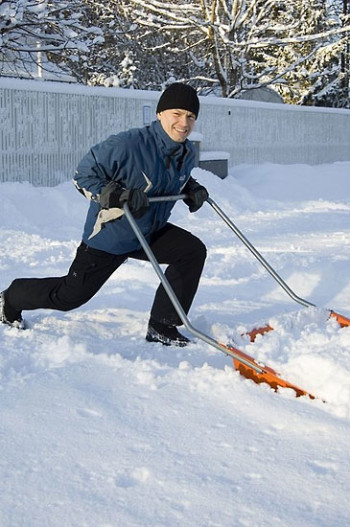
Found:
149,194 -> 187,203
148,194 -> 315,309
123,196 -> 264,373
206,197 -> 315,309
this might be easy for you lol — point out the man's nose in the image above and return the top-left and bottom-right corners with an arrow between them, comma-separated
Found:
179,115 -> 189,126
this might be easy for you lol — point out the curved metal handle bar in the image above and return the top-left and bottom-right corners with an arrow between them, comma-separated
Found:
123,200 -> 264,373
134,194 -> 315,309
148,194 -> 187,203
206,197 -> 316,309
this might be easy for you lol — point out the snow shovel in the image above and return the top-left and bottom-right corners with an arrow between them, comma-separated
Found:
206,197 -> 350,340
123,195 -> 320,399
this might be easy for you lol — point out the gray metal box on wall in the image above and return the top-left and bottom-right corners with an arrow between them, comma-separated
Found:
199,151 -> 230,179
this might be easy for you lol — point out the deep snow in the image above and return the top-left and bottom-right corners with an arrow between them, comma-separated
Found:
0,162 -> 349,527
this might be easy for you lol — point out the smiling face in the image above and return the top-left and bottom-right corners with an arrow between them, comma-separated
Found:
157,108 -> 196,143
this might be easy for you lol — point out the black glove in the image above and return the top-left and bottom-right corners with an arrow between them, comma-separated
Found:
99,181 -> 124,209
183,178 -> 209,213
99,181 -> 149,218
119,188 -> 149,218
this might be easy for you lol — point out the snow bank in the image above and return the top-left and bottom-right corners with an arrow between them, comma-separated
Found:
0,162 -> 349,526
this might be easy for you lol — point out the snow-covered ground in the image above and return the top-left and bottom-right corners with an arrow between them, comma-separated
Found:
1,162 -> 349,526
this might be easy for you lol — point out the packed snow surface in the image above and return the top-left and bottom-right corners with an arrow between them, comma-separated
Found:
1,162 -> 349,526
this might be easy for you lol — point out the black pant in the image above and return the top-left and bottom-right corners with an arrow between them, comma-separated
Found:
6,223 -> 207,326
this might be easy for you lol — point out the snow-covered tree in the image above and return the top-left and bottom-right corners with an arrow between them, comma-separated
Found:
52,0 -> 135,86
0,0 -> 103,79
2,1 -> 349,106
274,0 -> 350,106
332,0 -> 350,106
71,0 -> 196,89
119,0 -> 350,105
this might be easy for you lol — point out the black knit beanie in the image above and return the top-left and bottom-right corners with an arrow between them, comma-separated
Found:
156,83 -> 200,119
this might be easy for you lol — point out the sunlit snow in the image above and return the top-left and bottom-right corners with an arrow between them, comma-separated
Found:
1,159 -> 349,526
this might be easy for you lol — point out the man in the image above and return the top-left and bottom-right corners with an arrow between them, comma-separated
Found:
0,83 -> 208,346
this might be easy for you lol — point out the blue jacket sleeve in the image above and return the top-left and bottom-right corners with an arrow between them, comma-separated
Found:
73,135 -> 124,201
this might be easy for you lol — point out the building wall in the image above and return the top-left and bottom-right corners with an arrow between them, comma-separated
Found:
1,77 -> 350,186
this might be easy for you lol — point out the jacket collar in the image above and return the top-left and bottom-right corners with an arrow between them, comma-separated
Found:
151,119 -> 188,158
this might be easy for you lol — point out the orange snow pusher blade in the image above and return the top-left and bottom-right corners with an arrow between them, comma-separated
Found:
247,324 -> 274,342
329,311 -> 350,328
223,343 -> 316,399
124,196 -> 333,401
247,310 -> 350,342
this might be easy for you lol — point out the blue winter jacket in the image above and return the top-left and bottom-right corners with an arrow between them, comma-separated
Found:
74,120 -> 196,254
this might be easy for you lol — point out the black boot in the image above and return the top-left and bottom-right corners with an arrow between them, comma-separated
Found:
146,318 -> 190,347
0,290 -> 25,329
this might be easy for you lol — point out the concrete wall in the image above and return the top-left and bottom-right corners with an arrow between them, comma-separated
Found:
1,77 -> 350,186
196,97 -> 350,166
